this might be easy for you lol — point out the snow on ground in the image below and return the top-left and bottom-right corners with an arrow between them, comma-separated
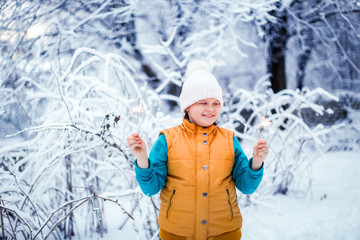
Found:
242,151 -> 360,240
88,151 -> 360,240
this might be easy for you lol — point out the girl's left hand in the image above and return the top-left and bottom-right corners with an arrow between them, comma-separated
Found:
252,139 -> 269,171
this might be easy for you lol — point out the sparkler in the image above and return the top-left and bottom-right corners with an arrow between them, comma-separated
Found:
121,100 -> 145,145
127,98 -> 145,122
257,113 -> 287,176
130,104 -> 144,121
258,116 -> 272,133
128,99 -> 146,136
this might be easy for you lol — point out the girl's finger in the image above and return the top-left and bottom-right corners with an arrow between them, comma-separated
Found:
255,146 -> 268,151
256,143 -> 268,147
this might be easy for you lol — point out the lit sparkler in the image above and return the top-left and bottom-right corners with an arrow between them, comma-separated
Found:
128,98 -> 145,122
131,104 -> 144,120
257,114 -> 287,176
122,100 -> 145,141
258,116 -> 272,133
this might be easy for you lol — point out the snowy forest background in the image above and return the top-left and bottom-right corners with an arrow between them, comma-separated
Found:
0,0 -> 359,239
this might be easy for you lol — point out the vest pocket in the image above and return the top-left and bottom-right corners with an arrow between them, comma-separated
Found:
226,189 -> 234,219
166,189 -> 176,219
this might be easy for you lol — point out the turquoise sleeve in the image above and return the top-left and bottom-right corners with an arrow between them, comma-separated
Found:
232,136 -> 264,194
134,134 -> 168,196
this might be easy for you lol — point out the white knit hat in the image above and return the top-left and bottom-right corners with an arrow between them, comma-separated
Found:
179,60 -> 223,112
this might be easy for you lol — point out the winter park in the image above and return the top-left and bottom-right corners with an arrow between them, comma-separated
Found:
1,1 -> 360,240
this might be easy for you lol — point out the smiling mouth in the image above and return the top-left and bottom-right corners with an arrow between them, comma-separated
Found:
203,114 -> 214,118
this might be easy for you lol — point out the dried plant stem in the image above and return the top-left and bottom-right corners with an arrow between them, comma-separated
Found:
258,130 -> 287,175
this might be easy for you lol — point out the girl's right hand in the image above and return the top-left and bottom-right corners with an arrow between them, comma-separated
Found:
127,133 -> 149,168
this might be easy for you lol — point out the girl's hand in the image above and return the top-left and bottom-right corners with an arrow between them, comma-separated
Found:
252,139 -> 269,171
127,133 -> 148,168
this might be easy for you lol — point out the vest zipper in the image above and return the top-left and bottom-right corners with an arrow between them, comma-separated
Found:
226,189 -> 234,219
166,189 -> 176,219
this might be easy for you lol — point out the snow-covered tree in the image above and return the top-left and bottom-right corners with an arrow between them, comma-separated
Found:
1,0 -> 358,239
264,0 -> 360,92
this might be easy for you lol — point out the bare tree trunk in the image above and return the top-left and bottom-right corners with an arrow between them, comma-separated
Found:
112,6 -> 160,89
95,177 -> 105,237
292,1 -> 314,91
0,195 -> 5,239
266,6 -> 288,93
65,155 -> 74,239
166,0 -> 191,109
296,29 -> 313,90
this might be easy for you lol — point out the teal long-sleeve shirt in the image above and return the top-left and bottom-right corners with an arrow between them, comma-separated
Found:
135,134 -> 263,196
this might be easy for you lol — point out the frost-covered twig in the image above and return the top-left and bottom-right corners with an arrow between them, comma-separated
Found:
41,196 -> 90,240
95,195 -> 135,220
5,123 -> 70,138
0,205 -> 33,239
321,13 -> 360,73
52,25 -> 73,123
5,165 -> 43,235
159,27 -> 186,68
33,193 -> 134,240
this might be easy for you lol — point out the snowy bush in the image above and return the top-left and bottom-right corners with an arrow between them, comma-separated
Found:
221,77 -> 343,206
0,47 -> 176,239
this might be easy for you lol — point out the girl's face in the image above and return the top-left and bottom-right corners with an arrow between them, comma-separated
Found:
186,98 -> 221,127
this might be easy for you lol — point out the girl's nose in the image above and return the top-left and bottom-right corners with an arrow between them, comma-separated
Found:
206,105 -> 214,111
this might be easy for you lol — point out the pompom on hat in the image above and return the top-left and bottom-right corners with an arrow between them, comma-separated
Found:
179,60 -> 223,112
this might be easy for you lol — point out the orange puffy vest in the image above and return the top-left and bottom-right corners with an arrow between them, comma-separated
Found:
158,119 -> 242,240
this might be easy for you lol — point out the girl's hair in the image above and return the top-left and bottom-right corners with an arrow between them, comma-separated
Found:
184,111 -> 190,120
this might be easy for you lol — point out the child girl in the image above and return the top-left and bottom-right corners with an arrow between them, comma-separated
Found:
127,60 -> 269,240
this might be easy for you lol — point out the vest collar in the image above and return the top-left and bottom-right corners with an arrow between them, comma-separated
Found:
181,117 -> 218,135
